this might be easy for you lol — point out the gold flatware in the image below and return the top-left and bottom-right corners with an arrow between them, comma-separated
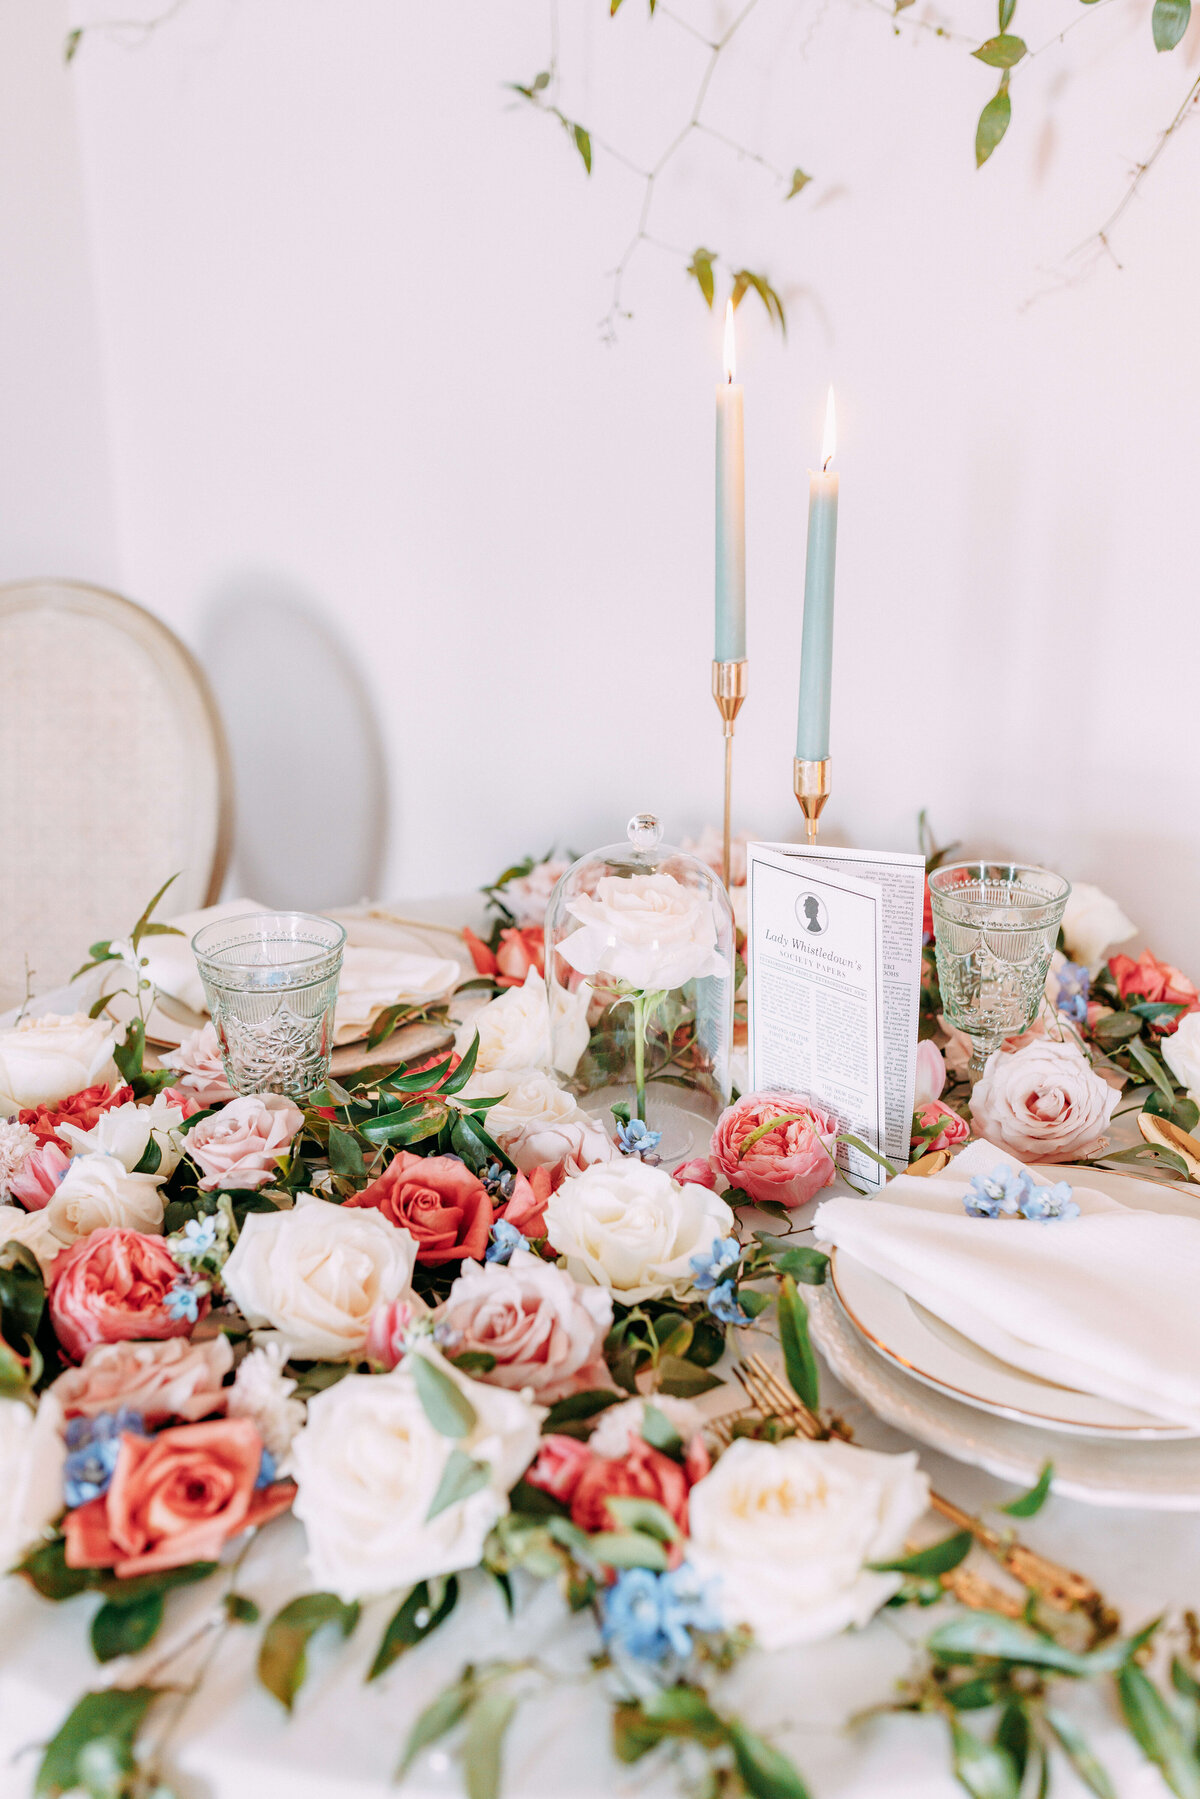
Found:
906,1149 -> 951,1179
1138,1113 -> 1200,1181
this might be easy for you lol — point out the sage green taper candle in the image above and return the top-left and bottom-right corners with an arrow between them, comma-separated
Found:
715,300 -> 746,662
796,387 -> 839,761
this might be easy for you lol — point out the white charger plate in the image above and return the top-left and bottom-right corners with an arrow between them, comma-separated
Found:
830,1165 -> 1200,1441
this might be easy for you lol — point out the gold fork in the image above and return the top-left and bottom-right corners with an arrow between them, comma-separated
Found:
732,1353 -> 1110,1625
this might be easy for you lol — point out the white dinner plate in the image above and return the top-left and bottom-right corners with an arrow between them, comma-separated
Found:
830,1164 -> 1200,1440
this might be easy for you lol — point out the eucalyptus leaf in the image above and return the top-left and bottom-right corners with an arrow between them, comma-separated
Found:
412,1352 -> 477,1439
770,1245 -> 829,1285
369,1576 -> 459,1680
257,1593 -> 360,1712
131,1133 -> 162,1176
1127,1035 -> 1177,1103
1000,1460 -> 1053,1516
426,1449 -> 490,1521
1153,0 -> 1191,50
604,1496 -> 681,1542
463,1688 -> 518,1799
572,122 -> 593,175
639,1403 -> 684,1457
587,1529 -> 672,1571
777,1274 -> 821,1412
785,167 -> 812,200
398,1679 -> 475,1778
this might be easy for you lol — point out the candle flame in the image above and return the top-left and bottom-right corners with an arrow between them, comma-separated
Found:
821,386 -> 837,471
723,299 -> 736,383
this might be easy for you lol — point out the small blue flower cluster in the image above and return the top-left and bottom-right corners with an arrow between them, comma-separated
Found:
616,1118 -> 662,1161
485,1219 -> 529,1265
1055,961 -> 1090,1026
964,1165 -> 1079,1222
63,1409 -> 147,1508
600,1564 -> 723,1664
256,1448 -> 278,1489
165,1278 -> 206,1323
688,1238 -> 749,1324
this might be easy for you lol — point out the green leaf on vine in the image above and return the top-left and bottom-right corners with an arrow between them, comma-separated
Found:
998,0 -> 1016,29
975,84 -> 1012,167
687,247 -> 716,308
572,123 -> 593,174
258,1593 -> 360,1712
786,168 -> 812,200
972,33 -> 1027,67
1152,0 -> 1191,51
730,268 -> 787,335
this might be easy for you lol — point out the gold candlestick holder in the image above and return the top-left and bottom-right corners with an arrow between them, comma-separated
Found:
793,755 -> 831,845
711,660 -> 748,887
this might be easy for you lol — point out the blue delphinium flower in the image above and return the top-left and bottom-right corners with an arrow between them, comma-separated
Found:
616,1118 -> 663,1160
1055,961 -> 1090,1026
688,1237 -> 741,1292
63,1409 -> 147,1508
181,1216 -> 218,1257
1020,1181 -> 1080,1222
255,1448 -> 278,1489
707,1280 -> 751,1326
165,1280 -> 202,1323
601,1565 -> 722,1664
485,1219 -> 528,1265
964,1165 -> 1032,1218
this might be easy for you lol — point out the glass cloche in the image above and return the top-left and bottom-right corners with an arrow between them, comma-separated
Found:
544,814 -> 736,1163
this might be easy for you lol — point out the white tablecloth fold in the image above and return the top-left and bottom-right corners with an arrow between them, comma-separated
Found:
813,1141 -> 1200,1429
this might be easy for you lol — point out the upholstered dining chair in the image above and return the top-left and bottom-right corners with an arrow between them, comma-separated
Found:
0,580 -> 233,1009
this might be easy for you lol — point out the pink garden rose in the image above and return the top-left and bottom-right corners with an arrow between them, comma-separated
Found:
51,1335 -> 234,1424
969,1039 -> 1118,1163
911,1100 -> 970,1155
709,1091 -> 838,1208
363,1298 -> 419,1371
186,1093 -> 303,1191
160,1024 -> 238,1107
438,1250 -> 612,1403
49,1228 -> 202,1362
8,1140 -> 71,1210
672,1158 -> 717,1190
913,1040 -> 947,1107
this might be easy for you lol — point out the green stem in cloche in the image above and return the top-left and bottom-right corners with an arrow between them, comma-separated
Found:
631,991 -> 647,1124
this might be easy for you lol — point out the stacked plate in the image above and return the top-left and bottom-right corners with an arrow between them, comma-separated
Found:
808,1164 -> 1200,1509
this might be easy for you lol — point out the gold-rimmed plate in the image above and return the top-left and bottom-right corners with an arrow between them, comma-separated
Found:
831,1164 -> 1200,1440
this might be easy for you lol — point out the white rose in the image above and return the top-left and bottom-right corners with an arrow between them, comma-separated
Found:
227,1341 -> 307,1473
558,872 -> 727,993
545,1161 -> 734,1304
503,859 -> 570,929
222,1194 -> 417,1361
0,1014 -> 120,1118
291,1350 -> 544,1601
459,968 -> 591,1079
589,1394 -> 704,1459
46,1153 -> 166,1245
464,1069 -> 616,1175
687,1436 -> 931,1649
0,1205 -> 65,1277
1061,882 -> 1136,974
1163,1012 -> 1200,1103
0,1393 -> 66,1571
57,1093 -> 186,1177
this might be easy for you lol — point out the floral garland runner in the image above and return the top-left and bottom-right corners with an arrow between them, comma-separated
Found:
0,863 -> 1198,1799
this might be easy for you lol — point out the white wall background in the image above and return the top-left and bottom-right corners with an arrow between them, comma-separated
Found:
5,1 -> 1198,961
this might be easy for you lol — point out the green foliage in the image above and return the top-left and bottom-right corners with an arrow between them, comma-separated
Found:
91,1591 -> 166,1663
777,1274 -> 821,1411
687,246 -> 716,308
36,1687 -> 158,1797
1044,1709 -> 1117,1799
975,83 -> 1012,168
369,1577 -> 459,1680
972,34 -> 1026,68
541,1389 -> 622,1433
731,268 -> 786,335
604,1496 -> 681,1542
785,168 -> 812,200
1117,1663 -> 1200,1798
426,1449 -> 490,1521
257,1593 -> 360,1712
412,1352 -> 478,1439
1153,0 -> 1191,50
870,1529 -> 973,1578
1000,1461 -> 1053,1517
612,1686 -> 811,1796
729,1719 -> 813,1798
572,122 -> 593,174
463,1688 -> 518,1799
949,1716 -> 1021,1799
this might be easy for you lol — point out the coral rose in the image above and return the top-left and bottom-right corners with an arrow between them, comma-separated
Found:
1109,951 -> 1199,1031
709,1091 -> 838,1208
969,1040 -> 1118,1163
51,1336 -> 234,1425
186,1093 -> 303,1192
64,1418 -> 292,1578
49,1228 -> 202,1362
524,1433 -> 593,1504
347,1152 -> 493,1265
568,1438 -> 691,1557
911,1100 -> 970,1155
19,1084 -> 132,1150
671,1158 -> 717,1189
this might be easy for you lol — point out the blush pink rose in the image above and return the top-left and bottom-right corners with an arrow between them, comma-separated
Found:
438,1252 -> 612,1403
671,1158 -> 717,1190
49,1228 -> 203,1362
911,1100 -> 970,1155
160,1024 -> 237,1106
364,1297 -> 419,1371
63,1418 -> 293,1578
913,1040 -> 947,1107
709,1090 -> 838,1208
9,1140 -> 71,1210
186,1093 -> 303,1192
51,1335 -> 234,1425
969,1039 -> 1119,1163
160,1086 -> 204,1120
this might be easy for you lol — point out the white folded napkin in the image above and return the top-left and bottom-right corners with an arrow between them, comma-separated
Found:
332,946 -> 460,1045
141,900 -> 268,1015
813,1140 -> 1200,1429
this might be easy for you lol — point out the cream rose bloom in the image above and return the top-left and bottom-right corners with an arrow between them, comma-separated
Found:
291,1350 -> 544,1601
545,1161 -> 734,1304
222,1194 -> 418,1361
464,1068 -> 616,1175
970,1039 -> 1118,1163
687,1436 -> 930,1648
0,1393 -> 67,1571
1061,882 -> 1136,974
0,1014 -> 120,1118
0,1204 -> 64,1277
1163,1013 -> 1200,1104
46,1153 -> 166,1245
558,872 -> 727,992
439,1250 -> 612,1402
50,1336 -> 234,1424
459,968 -> 590,1080
58,1093 -> 187,1177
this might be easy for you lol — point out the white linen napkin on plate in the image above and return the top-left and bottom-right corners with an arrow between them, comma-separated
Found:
332,947 -> 460,1045
140,900 -> 267,1016
813,1140 -> 1200,1428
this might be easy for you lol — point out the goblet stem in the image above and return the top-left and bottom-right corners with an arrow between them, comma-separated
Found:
968,1040 -> 995,1085
632,991 -> 647,1124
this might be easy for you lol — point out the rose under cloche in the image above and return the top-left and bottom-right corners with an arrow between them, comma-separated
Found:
543,815 -> 735,1164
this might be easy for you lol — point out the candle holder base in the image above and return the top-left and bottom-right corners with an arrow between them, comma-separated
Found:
712,660 -> 748,888
793,756 -> 831,845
